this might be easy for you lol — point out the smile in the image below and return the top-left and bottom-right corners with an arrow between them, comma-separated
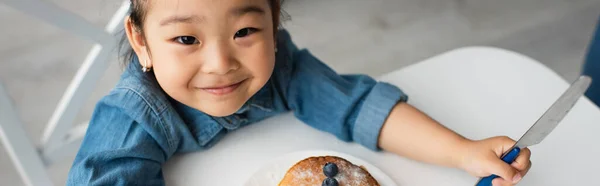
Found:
198,79 -> 245,96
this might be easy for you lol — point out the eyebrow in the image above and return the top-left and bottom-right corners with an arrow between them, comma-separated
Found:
230,5 -> 265,17
159,5 -> 265,26
160,15 -> 203,26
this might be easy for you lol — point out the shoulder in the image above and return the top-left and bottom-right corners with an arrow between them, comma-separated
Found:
271,29 -> 305,83
109,56 -> 172,116
271,29 -> 338,88
89,58 -> 180,151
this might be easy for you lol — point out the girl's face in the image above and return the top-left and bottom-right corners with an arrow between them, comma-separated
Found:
126,0 -> 276,117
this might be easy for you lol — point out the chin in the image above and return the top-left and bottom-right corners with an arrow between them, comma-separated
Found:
199,103 -> 244,117
204,110 -> 236,117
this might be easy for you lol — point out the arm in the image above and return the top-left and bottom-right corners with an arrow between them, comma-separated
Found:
66,90 -> 172,186
378,102 -> 469,168
273,29 -> 406,150
274,29 -> 531,185
378,101 -> 532,186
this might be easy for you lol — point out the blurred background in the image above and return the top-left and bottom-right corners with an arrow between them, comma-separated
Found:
1,0 -> 599,185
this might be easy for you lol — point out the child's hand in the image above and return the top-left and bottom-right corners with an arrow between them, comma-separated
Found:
378,104 -> 532,185
459,136 -> 532,186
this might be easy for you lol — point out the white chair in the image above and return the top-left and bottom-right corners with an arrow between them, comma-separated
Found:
0,0 -> 130,185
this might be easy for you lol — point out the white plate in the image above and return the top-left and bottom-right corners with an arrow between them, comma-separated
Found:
244,150 -> 397,186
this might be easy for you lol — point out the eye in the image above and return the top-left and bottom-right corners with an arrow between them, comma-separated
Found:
234,28 -> 259,38
175,36 -> 200,45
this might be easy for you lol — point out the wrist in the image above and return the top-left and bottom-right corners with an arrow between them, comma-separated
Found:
452,138 -> 475,169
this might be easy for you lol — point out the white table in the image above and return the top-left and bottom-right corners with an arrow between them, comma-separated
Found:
162,46 -> 600,186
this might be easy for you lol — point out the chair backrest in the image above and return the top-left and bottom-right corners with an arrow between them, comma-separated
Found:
0,81 -> 52,186
0,0 -> 130,185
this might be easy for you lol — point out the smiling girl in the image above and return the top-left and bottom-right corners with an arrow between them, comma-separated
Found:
67,0 -> 531,185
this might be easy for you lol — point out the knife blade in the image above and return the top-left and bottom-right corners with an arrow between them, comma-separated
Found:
475,75 -> 592,186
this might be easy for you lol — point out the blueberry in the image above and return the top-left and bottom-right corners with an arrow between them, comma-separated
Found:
322,177 -> 339,186
323,162 -> 339,177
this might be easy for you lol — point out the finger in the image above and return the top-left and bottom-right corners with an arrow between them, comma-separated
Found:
519,160 -> 532,176
511,148 -> 531,171
489,158 -> 521,184
492,177 -> 513,186
493,136 -> 517,155
492,177 -> 503,186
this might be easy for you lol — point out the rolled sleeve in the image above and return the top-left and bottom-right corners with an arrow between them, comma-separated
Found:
272,29 -> 409,151
353,82 -> 408,151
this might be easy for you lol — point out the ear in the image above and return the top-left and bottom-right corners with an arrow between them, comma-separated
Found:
124,16 -> 152,68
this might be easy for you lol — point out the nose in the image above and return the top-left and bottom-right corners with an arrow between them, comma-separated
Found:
200,40 -> 239,75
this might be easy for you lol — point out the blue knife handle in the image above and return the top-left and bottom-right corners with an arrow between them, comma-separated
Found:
475,147 -> 521,186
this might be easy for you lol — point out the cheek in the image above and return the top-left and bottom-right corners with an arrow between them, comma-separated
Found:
245,47 -> 275,82
244,37 -> 276,79
152,53 -> 197,97
146,38 -> 197,91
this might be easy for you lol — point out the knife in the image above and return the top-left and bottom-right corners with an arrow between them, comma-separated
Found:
475,75 -> 592,186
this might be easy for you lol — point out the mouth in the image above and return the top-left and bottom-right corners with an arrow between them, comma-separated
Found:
198,79 -> 246,96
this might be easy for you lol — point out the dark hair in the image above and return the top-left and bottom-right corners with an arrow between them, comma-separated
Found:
118,0 -> 288,67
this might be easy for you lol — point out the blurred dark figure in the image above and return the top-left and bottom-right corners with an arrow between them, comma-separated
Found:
583,16 -> 600,107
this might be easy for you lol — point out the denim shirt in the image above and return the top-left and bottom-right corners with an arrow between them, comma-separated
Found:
66,29 -> 408,185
